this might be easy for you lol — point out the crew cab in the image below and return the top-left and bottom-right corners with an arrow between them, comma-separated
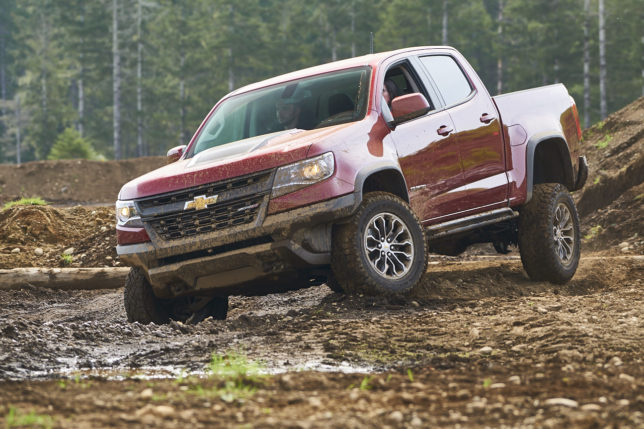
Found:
116,46 -> 588,324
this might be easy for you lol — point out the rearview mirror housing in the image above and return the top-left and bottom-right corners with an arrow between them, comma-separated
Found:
388,93 -> 431,127
166,145 -> 186,164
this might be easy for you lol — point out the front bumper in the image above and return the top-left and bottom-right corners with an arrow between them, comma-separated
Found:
117,193 -> 358,297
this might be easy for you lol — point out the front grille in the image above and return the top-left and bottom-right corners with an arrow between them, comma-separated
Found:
146,194 -> 265,240
137,171 -> 272,211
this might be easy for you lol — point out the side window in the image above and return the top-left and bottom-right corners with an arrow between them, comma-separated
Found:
384,62 -> 435,110
419,55 -> 472,107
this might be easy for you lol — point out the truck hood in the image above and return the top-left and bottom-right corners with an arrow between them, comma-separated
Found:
118,125 -> 351,200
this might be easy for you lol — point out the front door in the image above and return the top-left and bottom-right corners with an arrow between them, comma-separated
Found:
418,55 -> 508,214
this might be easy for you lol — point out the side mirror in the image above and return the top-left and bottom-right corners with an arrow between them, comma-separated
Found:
390,93 -> 431,126
166,145 -> 186,164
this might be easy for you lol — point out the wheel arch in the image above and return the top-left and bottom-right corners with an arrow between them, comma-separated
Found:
355,163 -> 409,203
525,133 -> 575,203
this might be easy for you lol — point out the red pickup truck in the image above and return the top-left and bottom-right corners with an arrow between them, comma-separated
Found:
116,46 -> 588,324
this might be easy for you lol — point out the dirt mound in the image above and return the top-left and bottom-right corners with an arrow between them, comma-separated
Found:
0,206 -> 81,244
577,96 -> 644,252
0,205 -> 118,269
0,157 -> 165,205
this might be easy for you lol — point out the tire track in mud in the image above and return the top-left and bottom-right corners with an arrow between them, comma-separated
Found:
0,255 -> 641,381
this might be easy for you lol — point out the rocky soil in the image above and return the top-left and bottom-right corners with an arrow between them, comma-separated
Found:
0,98 -> 643,427
1,256 -> 642,428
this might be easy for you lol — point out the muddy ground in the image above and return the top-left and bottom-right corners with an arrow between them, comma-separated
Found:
1,255 -> 642,428
0,98 -> 643,427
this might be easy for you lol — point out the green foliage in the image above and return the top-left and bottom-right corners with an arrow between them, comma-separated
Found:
483,378 -> 493,388
584,225 -> 603,240
5,407 -> 53,429
359,376 -> 373,390
595,134 -> 612,149
61,254 -> 73,265
1,0 -> 643,161
47,128 -> 98,160
2,197 -> 48,211
207,351 -> 265,384
195,351 -> 268,402
407,368 -> 414,382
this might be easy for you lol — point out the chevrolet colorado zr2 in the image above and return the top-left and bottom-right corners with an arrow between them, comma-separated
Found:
116,46 -> 588,324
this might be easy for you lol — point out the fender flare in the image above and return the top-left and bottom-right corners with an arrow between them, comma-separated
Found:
525,132 -> 575,203
353,161 -> 410,204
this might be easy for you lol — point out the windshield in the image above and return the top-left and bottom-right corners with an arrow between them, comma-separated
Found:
189,67 -> 371,157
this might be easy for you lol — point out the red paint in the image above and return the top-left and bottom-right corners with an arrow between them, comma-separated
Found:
117,46 -> 581,246
117,226 -> 150,245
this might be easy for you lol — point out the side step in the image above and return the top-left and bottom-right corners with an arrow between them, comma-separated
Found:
426,208 -> 519,239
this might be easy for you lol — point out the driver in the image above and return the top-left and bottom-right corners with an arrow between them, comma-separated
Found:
275,98 -> 302,130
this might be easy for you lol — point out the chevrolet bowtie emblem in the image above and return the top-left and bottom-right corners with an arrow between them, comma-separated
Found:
184,194 -> 218,211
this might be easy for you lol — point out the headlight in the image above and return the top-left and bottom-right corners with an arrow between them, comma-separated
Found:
271,152 -> 335,198
116,200 -> 143,227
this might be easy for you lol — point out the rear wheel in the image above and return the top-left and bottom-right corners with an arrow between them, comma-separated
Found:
331,192 -> 427,296
518,183 -> 580,283
124,267 -> 228,324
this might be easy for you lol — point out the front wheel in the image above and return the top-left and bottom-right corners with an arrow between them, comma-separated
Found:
518,183 -> 581,283
331,192 -> 427,296
124,267 -> 228,324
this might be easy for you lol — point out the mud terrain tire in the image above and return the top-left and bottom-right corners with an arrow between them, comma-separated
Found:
124,267 -> 170,324
518,183 -> 581,283
331,192 -> 427,296
325,273 -> 345,293
124,267 -> 229,324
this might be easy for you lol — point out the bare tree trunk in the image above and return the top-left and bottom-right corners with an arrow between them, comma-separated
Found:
137,0 -> 144,156
78,10 -> 85,137
598,0 -> 607,119
554,58 -> 559,84
427,7 -> 432,44
15,95 -> 21,165
227,48 -> 235,92
583,0 -> 590,129
497,0 -> 503,95
39,11 -> 48,136
350,1 -> 355,58
179,52 -> 186,145
331,28 -> 337,61
227,5 -> 235,92
0,22 -> 6,130
112,0 -> 121,160
442,0 -> 448,45
77,75 -> 84,137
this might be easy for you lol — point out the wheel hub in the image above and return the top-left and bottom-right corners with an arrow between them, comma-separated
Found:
363,212 -> 414,279
553,202 -> 575,266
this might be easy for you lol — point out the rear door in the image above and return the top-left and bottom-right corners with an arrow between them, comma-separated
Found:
417,54 -> 508,215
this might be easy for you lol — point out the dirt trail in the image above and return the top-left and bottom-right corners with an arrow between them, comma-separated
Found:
0,255 -> 642,427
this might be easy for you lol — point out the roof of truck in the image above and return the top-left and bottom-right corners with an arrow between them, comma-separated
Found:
229,46 -> 454,97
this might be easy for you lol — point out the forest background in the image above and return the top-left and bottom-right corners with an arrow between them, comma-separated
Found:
0,0 -> 642,163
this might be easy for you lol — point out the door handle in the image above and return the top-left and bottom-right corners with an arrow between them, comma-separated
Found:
437,125 -> 453,136
480,113 -> 495,124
